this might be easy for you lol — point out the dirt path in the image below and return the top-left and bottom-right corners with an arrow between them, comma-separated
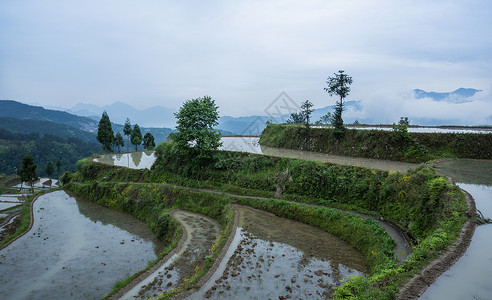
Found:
261,145 -> 419,173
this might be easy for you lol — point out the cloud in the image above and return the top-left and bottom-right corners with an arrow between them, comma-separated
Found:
0,0 -> 491,123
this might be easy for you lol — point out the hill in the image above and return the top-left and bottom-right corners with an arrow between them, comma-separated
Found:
0,100 -> 174,145
0,100 -> 98,132
0,117 -> 97,143
0,127 -> 101,177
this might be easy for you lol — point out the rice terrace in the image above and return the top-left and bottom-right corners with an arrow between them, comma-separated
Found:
1,1 -> 492,299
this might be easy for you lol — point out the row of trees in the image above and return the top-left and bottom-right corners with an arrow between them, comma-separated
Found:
97,113 -> 155,153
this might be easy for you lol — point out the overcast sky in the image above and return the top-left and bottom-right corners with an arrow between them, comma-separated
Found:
1,0 -> 491,124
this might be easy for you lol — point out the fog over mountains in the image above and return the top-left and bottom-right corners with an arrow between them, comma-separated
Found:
60,87 -> 489,135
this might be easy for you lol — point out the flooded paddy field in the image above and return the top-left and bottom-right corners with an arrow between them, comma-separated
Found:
192,206 -> 367,299
420,160 -> 492,300
121,210 -> 220,299
93,151 -> 156,169
0,190 -> 165,300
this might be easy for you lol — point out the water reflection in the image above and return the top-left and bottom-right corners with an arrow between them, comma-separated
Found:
94,151 -> 156,169
0,191 -> 165,300
420,159 -> 492,300
192,206 -> 367,299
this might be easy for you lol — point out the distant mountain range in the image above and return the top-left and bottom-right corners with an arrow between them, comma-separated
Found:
66,101 -> 177,128
413,88 -> 482,103
0,100 -> 173,145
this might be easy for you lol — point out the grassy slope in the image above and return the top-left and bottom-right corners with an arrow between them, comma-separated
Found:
67,143 -> 468,299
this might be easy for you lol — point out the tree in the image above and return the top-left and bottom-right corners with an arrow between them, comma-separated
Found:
300,100 -> 314,128
324,70 -> 353,137
286,112 -> 305,124
56,160 -> 62,175
45,161 -> 54,177
123,118 -> 132,152
17,155 -> 37,192
143,132 -> 156,150
97,111 -> 114,152
173,96 -> 222,160
399,117 -> 410,126
114,132 -> 125,153
130,124 -> 142,151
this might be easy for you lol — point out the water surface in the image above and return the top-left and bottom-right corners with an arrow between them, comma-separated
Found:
192,206 -> 367,299
93,151 -> 156,169
420,160 -> 492,300
0,190 -> 165,300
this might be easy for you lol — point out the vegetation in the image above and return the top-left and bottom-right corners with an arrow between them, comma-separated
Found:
143,132 -> 156,150
286,100 -> 315,128
67,146 -> 467,299
17,155 -> 37,192
300,100 -> 314,127
97,112 -> 114,153
324,70 -> 353,137
123,118 -> 132,152
0,127 -> 100,176
45,161 -> 54,177
173,96 -> 222,162
65,181 -> 235,299
113,132 -> 125,152
131,124 -> 143,151
260,124 -> 492,162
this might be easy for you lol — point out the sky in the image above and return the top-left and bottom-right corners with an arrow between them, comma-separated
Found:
1,0 -> 491,124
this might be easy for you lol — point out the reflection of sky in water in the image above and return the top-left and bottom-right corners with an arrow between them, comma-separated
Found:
349,127 -> 492,134
94,151 -> 156,169
420,164 -> 492,300
192,206 -> 366,299
0,191 -> 164,300
202,231 -> 363,299
219,137 -> 262,154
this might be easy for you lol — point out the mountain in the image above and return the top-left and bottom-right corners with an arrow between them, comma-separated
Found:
413,88 -> 482,103
0,100 -> 98,132
217,101 -> 362,135
0,117 -> 97,143
67,101 -> 177,128
0,100 -> 174,145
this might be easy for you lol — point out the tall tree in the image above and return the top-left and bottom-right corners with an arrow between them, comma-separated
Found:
97,111 -> 114,152
130,124 -> 142,151
56,160 -> 62,175
286,112 -> 305,124
300,100 -> 314,128
324,70 -> 353,137
114,132 -> 125,153
17,155 -> 37,192
45,161 -> 54,177
174,96 -> 221,161
123,118 -> 132,152
143,132 -> 156,150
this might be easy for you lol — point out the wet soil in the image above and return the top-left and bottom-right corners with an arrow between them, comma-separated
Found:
120,210 -> 220,299
190,206 -> 367,299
